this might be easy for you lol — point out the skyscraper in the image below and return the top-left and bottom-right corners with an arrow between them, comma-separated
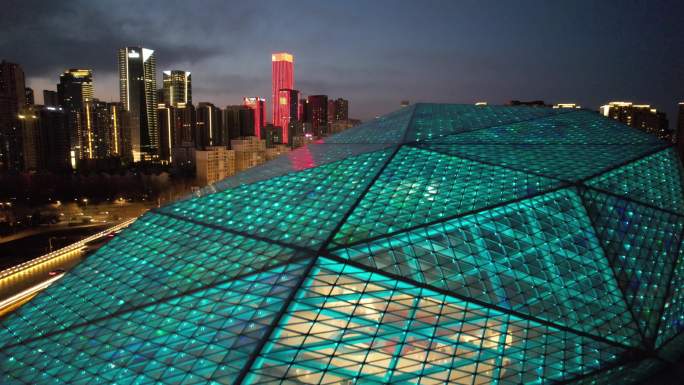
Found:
334,98 -> 349,121
243,97 -> 265,139
277,89 -> 299,144
0,60 -> 26,171
272,52 -> 294,129
162,70 -> 191,107
118,47 -> 158,161
57,69 -> 93,164
17,105 -> 70,171
196,102 -> 221,149
307,95 -> 328,137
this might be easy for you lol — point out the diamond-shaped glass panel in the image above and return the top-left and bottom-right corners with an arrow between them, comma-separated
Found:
244,258 -> 624,385
334,145 -> 562,245
0,262 -> 308,385
334,188 -> 640,344
422,143 -> 662,182
159,148 -> 393,249
587,148 -> 684,215
0,212 -> 308,346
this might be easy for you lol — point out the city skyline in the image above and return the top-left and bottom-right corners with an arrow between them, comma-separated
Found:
3,0 -> 683,122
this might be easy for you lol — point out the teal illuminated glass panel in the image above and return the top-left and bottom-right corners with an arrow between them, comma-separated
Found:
0,212 -> 307,347
0,262 -> 308,385
407,103 -> 565,142
422,143 -> 661,182
434,110 -> 664,145
159,148 -> 393,249
322,105 -> 414,144
209,143 -> 395,193
656,238 -> 684,350
587,148 -> 684,215
334,145 -> 562,245
334,189 -> 640,344
244,258 -> 624,385
582,188 -> 683,341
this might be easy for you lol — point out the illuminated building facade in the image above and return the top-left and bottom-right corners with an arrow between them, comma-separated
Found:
162,70 -> 191,107
277,89 -> 299,143
118,46 -> 158,161
600,101 -> 671,141
243,97 -> 265,139
17,105 -> 70,171
2,104 -> 684,384
271,52 -> 294,129
57,69 -> 94,163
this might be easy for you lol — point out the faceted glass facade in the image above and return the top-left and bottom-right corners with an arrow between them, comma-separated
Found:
2,104 -> 684,384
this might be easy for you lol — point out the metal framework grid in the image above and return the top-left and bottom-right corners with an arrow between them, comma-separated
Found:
1,104 -> 684,384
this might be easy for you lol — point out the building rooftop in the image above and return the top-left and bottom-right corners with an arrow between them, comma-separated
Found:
1,103 -> 683,384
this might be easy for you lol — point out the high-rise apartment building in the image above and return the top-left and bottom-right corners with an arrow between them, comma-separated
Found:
118,47 -> 158,161
277,89 -> 299,143
0,60 -> 26,170
307,95 -> 328,137
600,101 -> 671,141
195,146 -> 236,186
162,70 -> 191,107
243,97 -> 265,139
231,136 -> 266,172
272,52 -> 294,129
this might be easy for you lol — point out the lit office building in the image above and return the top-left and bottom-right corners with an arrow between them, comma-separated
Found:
57,69 -> 94,163
17,105 -> 70,171
271,52 -> 294,130
243,97 -> 265,139
118,46 -> 158,161
277,89 -> 299,143
600,101 -> 671,141
162,70 -> 191,107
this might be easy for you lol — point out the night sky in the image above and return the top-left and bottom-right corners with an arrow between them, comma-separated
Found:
2,0 -> 683,122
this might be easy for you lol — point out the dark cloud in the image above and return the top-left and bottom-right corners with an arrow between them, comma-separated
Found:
2,0 -> 683,121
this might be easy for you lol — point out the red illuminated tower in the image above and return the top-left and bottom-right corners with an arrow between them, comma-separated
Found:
272,52 -> 294,133
243,97 -> 265,139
